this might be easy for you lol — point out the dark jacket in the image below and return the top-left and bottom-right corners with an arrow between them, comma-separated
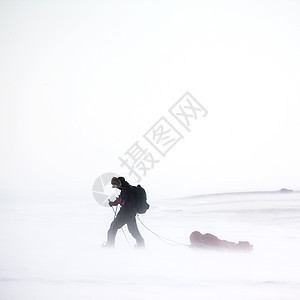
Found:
117,177 -> 138,213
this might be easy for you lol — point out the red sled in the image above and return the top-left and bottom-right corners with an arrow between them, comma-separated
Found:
190,231 -> 253,251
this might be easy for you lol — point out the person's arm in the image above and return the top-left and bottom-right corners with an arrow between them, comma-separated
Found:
109,197 -> 122,207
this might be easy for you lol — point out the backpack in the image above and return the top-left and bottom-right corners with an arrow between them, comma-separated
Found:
134,185 -> 149,214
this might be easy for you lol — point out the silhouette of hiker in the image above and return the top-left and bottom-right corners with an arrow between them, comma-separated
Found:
105,177 -> 145,248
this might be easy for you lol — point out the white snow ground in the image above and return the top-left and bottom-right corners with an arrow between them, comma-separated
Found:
1,190 -> 300,300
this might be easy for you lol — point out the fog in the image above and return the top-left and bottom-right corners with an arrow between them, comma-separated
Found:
1,0 -> 300,198
1,1 -> 300,299
1,191 -> 300,299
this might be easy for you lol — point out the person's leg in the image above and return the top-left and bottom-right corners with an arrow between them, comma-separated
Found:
107,212 -> 127,247
127,216 -> 145,247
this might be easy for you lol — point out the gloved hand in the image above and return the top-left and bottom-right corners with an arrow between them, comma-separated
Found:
108,201 -> 113,207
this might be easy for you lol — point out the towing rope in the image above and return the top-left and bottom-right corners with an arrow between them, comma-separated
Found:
137,215 -> 189,247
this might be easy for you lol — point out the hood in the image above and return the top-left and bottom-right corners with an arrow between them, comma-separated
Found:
118,177 -> 130,189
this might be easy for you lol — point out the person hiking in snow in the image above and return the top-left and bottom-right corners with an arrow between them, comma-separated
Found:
105,176 -> 145,248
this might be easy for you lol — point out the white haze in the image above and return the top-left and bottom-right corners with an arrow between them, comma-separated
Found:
1,190 -> 300,299
1,1 -> 300,299
0,0 -> 300,198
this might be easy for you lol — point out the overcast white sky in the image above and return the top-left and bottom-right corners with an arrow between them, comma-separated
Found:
1,0 -> 299,199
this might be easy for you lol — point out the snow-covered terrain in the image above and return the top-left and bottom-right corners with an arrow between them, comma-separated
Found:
1,190 -> 300,300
